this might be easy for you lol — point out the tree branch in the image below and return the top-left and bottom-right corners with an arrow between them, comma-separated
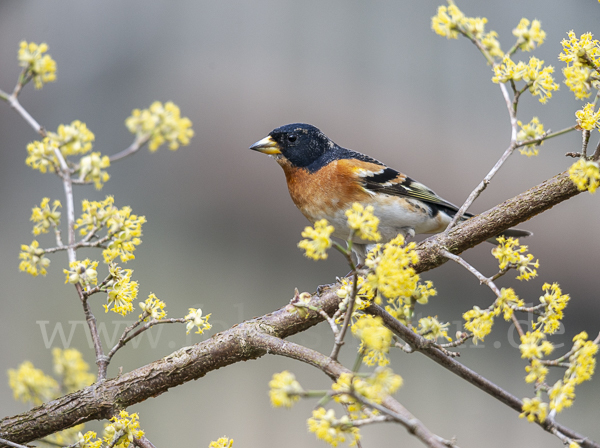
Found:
0,167 -> 588,447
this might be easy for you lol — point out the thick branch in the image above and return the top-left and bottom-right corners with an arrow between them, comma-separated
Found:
415,169 -> 580,272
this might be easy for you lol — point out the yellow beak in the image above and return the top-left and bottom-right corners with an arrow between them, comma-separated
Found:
249,135 -> 281,155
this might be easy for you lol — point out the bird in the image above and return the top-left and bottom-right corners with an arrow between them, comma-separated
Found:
250,123 -> 530,262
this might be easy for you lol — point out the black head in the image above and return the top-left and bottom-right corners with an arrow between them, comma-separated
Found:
250,123 -> 335,168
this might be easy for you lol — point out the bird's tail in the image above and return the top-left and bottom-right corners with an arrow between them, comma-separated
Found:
486,228 -> 532,244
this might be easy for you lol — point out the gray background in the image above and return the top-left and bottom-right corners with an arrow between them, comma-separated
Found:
1,1 -> 599,447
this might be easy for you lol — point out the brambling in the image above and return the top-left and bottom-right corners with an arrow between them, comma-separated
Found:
250,123 -> 530,262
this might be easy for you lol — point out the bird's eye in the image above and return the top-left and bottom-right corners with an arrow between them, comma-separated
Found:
287,134 -> 297,143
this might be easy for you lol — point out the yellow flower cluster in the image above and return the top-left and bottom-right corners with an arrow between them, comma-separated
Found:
520,330 -> 554,359
64,259 -> 98,287
569,158 -> 600,193
512,18 -> 546,52
26,138 -> 60,173
463,306 -> 494,343
495,287 -> 524,320
345,203 -> 381,242
31,197 -> 61,235
126,101 -> 194,151
492,236 -> 539,281
516,117 -> 545,156
492,56 -> 559,104
185,308 -> 212,334
139,293 -> 167,321
19,240 -> 50,276
52,348 -> 96,393
103,410 -> 144,448
431,4 -> 502,59
26,121 -> 98,176
103,206 -> 146,263
575,102 -> 600,131
335,276 -> 374,321
298,219 -> 334,260
75,197 -> 146,263
521,331 -> 598,424
536,283 -> 570,334
333,369 -> 402,409
416,316 -> 451,342
79,152 -> 110,190
209,437 -> 234,448
384,280 -> 438,325
75,431 -> 102,448
8,360 -> 58,405
351,315 -> 393,366
104,265 -> 138,316
307,408 -> 360,447
366,235 -> 419,304
520,396 -> 548,423
47,120 -> 95,156
18,41 -> 57,89
268,370 -> 304,408
559,31 -> 600,100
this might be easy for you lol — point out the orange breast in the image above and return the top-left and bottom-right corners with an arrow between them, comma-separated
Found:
278,158 -> 371,221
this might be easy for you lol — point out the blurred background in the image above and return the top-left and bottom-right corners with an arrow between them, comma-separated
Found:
1,1 -> 599,446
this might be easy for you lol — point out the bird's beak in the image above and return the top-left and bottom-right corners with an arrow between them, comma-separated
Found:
249,135 -> 281,154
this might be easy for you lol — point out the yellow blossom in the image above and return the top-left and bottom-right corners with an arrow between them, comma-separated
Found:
563,65 -> 597,100
209,437 -> 234,448
19,240 -> 50,276
76,431 -> 103,448
8,361 -> 59,405
47,121 -> 95,156
102,205 -> 146,263
103,410 -> 144,448
25,138 -> 59,173
79,152 -> 110,190
411,280 -> 437,305
417,316 -> 451,342
431,4 -> 465,40
525,359 -> 548,384
569,158 -> 600,193
463,306 -> 494,343
516,117 -> 545,156
75,196 -> 118,235
139,293 -> 167,321
104,265 -> 138,316
64,259 -> 98,287
352,315 -> 392,366
31,197 -> 61,235
559,31 -> 600,68
126,101 -> 194,151
307,408 -> 360,447
492,237 -> 538,280
520,397 -> 547,423
566,332 -> 598,385
52,348 -> 96,393
268,371 -> 303,408
366,234 -> 419,304
481,31 -> 504,59
298,219 -> 334,260
520,330 -> 554,359
345,203 -> 381,242
536,283 -> 569,334
575,103 -> 600,131
335,276 -> 374,320
492,56 -> 558,103
18,41 -> 56,89
494,287 -> 524,320
185,308 -> 212,334
549,380 -> 575,413
512,18 -> 546,52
